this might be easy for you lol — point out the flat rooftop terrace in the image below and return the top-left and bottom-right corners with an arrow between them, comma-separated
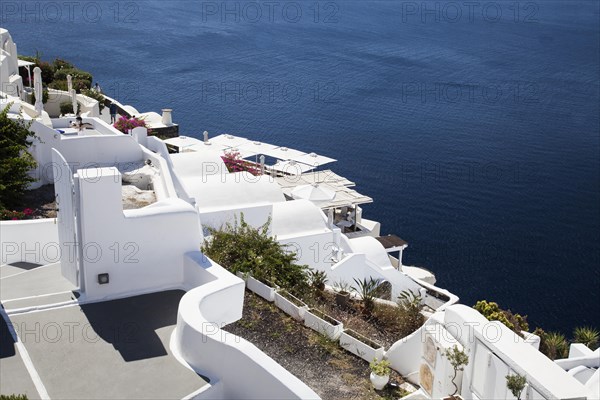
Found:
1,290 -> 207,399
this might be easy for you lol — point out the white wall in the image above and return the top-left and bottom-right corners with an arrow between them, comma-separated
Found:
0,219 -> 59,265
76,167 -> 202,301
174,252 -> 321,400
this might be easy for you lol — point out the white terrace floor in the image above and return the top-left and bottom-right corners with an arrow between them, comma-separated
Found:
0,263 -> 208,399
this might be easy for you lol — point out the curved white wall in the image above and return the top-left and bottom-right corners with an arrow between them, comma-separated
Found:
174,252 -> 321,400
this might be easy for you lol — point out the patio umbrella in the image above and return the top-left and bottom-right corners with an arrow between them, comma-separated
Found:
33,67 -> 43,116
67,74 -> 73,93
71,89 -> 78,116
291,183 -> 336,204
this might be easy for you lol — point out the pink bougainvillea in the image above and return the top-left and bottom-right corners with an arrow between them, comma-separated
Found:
113,115 -> 153,135
221,151 -> 261,176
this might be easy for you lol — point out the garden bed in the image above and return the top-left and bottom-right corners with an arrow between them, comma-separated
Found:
227,290 -> 408,400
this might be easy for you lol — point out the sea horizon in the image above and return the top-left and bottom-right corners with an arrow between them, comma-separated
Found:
2,0 -> 598,335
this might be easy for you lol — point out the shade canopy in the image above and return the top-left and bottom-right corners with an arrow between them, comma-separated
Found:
290,152 -> 337,167
291,183 -> 336,203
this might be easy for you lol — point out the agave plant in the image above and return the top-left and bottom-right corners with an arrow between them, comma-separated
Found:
308,269 -> 328,291
543,332 -> 569,360
573,326 -> 599,350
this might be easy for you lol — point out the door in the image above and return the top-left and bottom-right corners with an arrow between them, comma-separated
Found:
52,149 -> 80,287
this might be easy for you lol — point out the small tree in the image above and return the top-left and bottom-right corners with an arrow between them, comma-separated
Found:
444,345 -> 469,397
0,105 -> 37,210
506,374 -> 527,400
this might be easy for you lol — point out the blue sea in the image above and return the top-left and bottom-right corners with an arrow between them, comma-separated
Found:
3,0 -> 599,334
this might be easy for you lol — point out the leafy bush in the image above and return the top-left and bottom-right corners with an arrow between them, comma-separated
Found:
82,88 -> 106,112
53,68 -> 92,88
30,88 -> 49,104
0,105 -> 37,210
201,215 -> 309,296
473,300 -> 529,334
60,101 -> 74,115
0,395 -> 29,400
49,79 -> 90,93
396,290 -> 425,338
53,58 -> 74,71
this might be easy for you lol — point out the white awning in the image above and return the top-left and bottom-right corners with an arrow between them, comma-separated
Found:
18,59 -> 35,67
269,160 -> 316,175
164,136 -> 204,150
290,152 -> 336,167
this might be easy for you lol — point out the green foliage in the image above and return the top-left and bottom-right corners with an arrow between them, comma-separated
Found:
352,277 -> 381,313
542,331 -> 569,360
333,280 -> 351,294
0,105 -> 37,210
396,290 -> 425,338
53,68 -> 93,88
30,88 -> 49,105
506,374 -> 527,400
444,345 -> 469,396
82,88 -> 106,113
201,215 -> 309,296
0,395 -> 29,400
573,326 -> 599,350
308,269 -> 328,291
370,358 -> 391,376
53,58 -> 74,71
60,101 -> 74,115
473,300 -> 529,334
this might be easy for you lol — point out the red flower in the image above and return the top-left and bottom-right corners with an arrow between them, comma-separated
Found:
23,208 -> 34,216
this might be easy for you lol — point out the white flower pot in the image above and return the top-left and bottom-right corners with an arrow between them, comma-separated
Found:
370,372 -> 389,390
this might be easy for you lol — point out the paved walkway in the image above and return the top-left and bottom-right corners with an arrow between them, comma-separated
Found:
2,290 -> 207,399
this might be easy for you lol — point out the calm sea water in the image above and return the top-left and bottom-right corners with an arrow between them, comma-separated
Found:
3,0 -> 599,334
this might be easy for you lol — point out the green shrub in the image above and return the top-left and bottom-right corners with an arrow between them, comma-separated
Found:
53,58 -> 74,71
573,326 -> 599,350
60,101 -> 74,115
473,300 -> 529,334
542,331 -> 569,360
0,105 -> 37,210
82,88 -> 106,113
370,358 -> 391,376
0,394 -> 29,400
395,290 -> 425,338
30,88 -> 49,105
53,68 -> 92,87
201,215 -> 309,296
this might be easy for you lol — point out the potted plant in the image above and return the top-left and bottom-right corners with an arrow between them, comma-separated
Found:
506,374 -> 527,400
369,358 -> 391,390
443,345 -> 469,400
334,280 -> 351,308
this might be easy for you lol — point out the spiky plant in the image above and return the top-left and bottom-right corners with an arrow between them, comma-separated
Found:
544,332 -> 568,360
573,326 -> 599,350
352,277 -> 380,314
